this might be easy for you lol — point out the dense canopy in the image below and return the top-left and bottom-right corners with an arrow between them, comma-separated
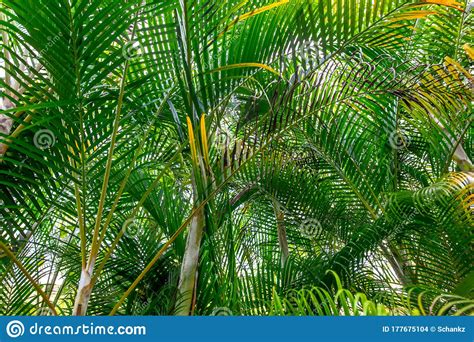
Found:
0,0 -> 473,316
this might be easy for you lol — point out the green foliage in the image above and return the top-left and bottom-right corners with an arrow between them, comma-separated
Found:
0,0 -> 472,316
271,272 -> 474,316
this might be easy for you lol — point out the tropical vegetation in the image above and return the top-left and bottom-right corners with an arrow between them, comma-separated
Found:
0,0 -> 473,316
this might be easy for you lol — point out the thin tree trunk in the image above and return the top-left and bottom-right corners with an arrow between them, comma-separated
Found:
0,99 -> 15,155
74,255 -> 98,316
272,199 -> 289,267
1,14 -> 43,157
73,264 -> 94,315
452,144 -> 473,171
380,243 -> 414,286
1,13 -> 14,155
176,206 -> 205,315
427,112 -> 473,171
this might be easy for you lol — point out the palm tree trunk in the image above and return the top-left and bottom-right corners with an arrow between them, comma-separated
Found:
380,244 -> 414,286
176,206 -> 205,315
1,13 -> 43,157
73,263 -> 94,315
453,144 -> 473,171
0,100 -> 14,155
272,199 -> 289,267
427,112 -> 473,171
1,14 -> 14,156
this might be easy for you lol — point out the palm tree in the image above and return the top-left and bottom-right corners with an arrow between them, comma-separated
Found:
0,0 -> 472,316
